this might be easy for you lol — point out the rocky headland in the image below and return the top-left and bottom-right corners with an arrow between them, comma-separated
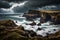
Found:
0,10 -> 60,40
23,10 -> 60,25
0,20 -> 60,40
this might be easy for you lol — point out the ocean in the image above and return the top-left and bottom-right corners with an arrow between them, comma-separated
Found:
0,13 -> 60,37
0,1 -> 60,37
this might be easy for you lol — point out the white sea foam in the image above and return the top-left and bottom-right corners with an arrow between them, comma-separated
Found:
13,17 -> 60,37
36,30 -> 47,37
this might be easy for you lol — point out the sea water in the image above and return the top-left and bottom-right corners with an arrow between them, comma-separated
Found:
12,15 -> 60,37
0,1 -> 60,37
0,13 -> 60,37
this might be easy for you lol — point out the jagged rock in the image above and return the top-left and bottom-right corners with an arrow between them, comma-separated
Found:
0,20 -> 60,40
54,15 -> 60,25
17,25 -> 24,31
26,18 -> 34,21
23,10 -> 40,20
23,10 -> 60,25
37,28 -> 42,30
37,23 -> 41,26
25,30 -> 36,37
0,20 -> 17,27
40,18 -> 46,23
29,21 -> 36,26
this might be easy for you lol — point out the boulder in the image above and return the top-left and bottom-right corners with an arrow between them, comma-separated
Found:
29,21 -> 36,26
37,28 -> 42,30
37,23 -> 41,26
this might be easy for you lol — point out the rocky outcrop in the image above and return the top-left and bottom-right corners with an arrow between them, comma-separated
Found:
0,20 -> 17,27
23,10 -> 60,24
29,21 -> 36,26
54,14 -> 60,25
23,10 -> 40,20
0,20 -> 60,40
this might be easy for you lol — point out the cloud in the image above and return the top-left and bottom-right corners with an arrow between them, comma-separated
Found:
0,0 -> 60,13
1,0 -> 25,2
0,1 -> 11,8
1,0 -> 60,7
0,1 -> 28,13
38,5 -> 60,10
0,8 -> 8,13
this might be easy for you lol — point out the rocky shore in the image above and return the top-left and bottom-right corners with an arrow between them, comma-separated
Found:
23,10 -> 60,25
0,20 -> 60,40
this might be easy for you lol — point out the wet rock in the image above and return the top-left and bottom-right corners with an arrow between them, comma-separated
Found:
54,15 -> 60,25
53,29 -> 56,31
37,23 -> 41,26
26,18 -> 34,21
29,21 -> 36,26
37,28 -> 42,30
23,10 -> 40,20
45,14 -> 51,22
40,18 -> 46,23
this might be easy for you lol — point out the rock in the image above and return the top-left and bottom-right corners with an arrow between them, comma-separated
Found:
40,18 -> 46,23
26,18 -> 34,21
23,10 -> 60,25
37,28 -> 42,30
23,10 -> 40,20
29,31 -> 36,37
25,30 -> 36,37
17,25 -> 24,31
54,15 -> 60,25
29,21 -> 36,26
45,14 -> 51,22
0,20 -> 17,27
37,23 -> 41,26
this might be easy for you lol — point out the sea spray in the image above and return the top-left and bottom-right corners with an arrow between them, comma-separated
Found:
13,17 -> 60,37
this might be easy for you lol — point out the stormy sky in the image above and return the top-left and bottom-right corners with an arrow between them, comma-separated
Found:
0,0 -> 60,13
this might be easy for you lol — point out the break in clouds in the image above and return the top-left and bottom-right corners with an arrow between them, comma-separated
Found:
0,0 -> 60,13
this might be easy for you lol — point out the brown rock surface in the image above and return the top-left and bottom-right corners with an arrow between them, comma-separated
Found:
0,20 -> 60,40
0,20 -> 17,27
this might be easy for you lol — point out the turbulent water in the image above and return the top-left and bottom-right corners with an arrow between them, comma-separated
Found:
0,1 -> 60,37
13,17 -> 60,37
0,14 -> 60,37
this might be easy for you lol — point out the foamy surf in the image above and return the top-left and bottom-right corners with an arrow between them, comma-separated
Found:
13,16 -> 60,37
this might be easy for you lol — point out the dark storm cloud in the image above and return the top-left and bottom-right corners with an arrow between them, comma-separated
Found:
0,0 -> 60,8
12,0 -> 60,13
0,1 -> 11,8
0,0 -> 60,13
1,0 -> 25,2
26,0 -> 60,8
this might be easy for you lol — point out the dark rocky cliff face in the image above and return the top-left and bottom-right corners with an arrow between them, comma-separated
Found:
23,10 -> 41,20
23,10 -> 60,24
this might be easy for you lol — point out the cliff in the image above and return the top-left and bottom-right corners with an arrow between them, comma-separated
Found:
23,10 -> 60,24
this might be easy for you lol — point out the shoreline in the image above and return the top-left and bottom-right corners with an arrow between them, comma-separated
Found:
0,20 -> 60,40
